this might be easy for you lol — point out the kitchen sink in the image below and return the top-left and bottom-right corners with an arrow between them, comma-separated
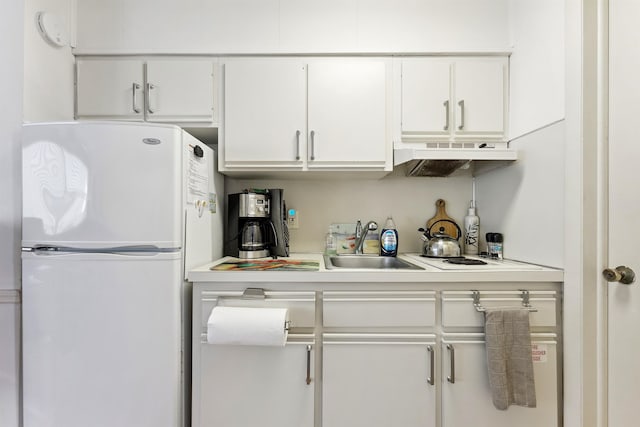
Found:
324,255 -> 424,270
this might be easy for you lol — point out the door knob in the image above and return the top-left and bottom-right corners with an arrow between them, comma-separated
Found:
602,266 -> 636,285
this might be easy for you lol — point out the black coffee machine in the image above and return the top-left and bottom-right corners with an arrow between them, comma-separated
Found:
225,189 -> 290,259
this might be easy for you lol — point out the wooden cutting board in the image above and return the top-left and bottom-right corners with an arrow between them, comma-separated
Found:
425,199 -> 461,239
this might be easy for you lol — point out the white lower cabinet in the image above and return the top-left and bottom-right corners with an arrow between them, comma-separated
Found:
441,336 -> 559,427
197,339 -> 315,427
192,286 -> 561,427
322,334 -> 437,427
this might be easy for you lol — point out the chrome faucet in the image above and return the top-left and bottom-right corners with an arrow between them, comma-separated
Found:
354,220 -> 378,254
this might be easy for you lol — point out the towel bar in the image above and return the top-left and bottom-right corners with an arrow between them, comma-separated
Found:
471,290 -> 538,313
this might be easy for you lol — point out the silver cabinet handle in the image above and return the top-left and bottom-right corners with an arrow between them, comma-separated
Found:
295,130 -> 301,160
427,345 -> 435,385
132,83 -> 141,113
458,100 -> 465,130
309,130 -> 316,161
305,344 -> 312,385
443,100 -> 450,130
146,83 -> 156,114
446,344 -> 455,383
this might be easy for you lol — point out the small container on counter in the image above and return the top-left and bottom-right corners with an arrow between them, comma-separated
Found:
325,226 -> 337,255
486,232 -> 504,259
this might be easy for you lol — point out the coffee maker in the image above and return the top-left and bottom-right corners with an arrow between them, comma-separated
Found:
225,189 -> 290,259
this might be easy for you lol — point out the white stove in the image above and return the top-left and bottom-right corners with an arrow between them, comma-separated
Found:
404,254 -> 546,271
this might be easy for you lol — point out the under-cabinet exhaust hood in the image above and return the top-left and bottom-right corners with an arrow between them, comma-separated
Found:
394,142 -> 517,177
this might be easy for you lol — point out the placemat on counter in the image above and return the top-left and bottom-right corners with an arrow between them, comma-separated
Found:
211,259 -> 320,271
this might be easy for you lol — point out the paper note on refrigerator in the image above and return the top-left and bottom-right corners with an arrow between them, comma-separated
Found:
187,156 -> 209,204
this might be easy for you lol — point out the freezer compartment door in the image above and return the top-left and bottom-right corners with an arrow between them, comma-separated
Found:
22,251 -> 182,427
22,122 -> 183,249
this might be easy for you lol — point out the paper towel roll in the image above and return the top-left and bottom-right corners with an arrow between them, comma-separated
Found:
207,306 -> 289,346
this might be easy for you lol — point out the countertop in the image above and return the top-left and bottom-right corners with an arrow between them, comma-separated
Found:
187,253 -> 564,284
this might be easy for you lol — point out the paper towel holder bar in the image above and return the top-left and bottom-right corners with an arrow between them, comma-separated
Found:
242,288 -> 266,299
471,290 -> 538,313
241,288 -> 291,331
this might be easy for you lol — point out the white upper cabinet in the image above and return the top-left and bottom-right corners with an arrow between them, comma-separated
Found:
145,60 -> 215,123
453,58 -> 507,137
223,60 -> 307,168
76,59 -> 145,120
76,58 -> 216,124
307,60 -> 387,168
220,58 -> 391,174
399,57 -> 508,142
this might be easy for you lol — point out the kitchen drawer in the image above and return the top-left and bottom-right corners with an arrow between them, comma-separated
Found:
441,290 -> 557,329
199,289 -> 316,330
323,291 -> 436,328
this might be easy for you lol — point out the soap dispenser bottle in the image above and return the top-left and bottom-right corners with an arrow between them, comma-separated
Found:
380,216 -> 398,257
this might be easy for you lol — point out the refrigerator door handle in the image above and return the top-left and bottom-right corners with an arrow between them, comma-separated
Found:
25,245 -> 181,255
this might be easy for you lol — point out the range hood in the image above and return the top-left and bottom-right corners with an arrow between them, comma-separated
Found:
394,143 -> 517,177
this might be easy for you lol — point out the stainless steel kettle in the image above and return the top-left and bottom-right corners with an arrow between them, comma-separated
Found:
419,219 -> 462,258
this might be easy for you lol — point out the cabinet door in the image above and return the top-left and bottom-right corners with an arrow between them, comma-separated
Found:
145,59 -> 214,123
323,335 -> 436,427
76,59 -> 144,120
307,60 -> 388,168
441,338 -> 558,427
401,58 -> 451,139
196,340 -> 314,427
222,60 -> 307,169
453,58 -> 507,137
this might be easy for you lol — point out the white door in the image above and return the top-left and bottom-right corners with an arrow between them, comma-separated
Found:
441,338 -> 558,427
453,58 -> 506,137
22,122 -> 183,249
607,1 -> 640,425
145,59 -> 214,123
21,251 -> 182,427
222,60 -> 307,168
307,60 -> 387,167
76,59 -> 144,119
196,341 -> 315,427
400,58 -> 451,139
322,338 -> 436,427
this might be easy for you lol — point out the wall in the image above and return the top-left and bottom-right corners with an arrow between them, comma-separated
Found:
508,0 -> 565,139
226,172 -> 472,254
75,0 -> 509,54
0,0 -> 23,424
23,0 -> 75,122
476,121 -> 565,268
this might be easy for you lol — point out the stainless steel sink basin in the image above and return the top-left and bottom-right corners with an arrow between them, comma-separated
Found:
324,255 -> 423,270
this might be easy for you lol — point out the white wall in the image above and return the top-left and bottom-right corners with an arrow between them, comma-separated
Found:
226,172 -> 472,254
75,0 -> 510,54
476,121 -> 565,268
508,0 -> 565,139
23,0 -> 75,122
0,0 -> 23,424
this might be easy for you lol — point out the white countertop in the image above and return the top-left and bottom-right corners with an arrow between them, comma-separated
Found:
187,253 -> 564,284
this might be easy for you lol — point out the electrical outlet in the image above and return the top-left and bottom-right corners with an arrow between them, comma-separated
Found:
287,208 -> 299,229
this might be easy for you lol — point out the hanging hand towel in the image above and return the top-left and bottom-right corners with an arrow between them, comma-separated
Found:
484,308 -> 537,410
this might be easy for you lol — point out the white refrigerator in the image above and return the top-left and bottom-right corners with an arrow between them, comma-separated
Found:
21,121 -> 223,427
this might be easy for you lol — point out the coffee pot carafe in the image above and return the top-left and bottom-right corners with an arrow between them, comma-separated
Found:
240,220 -> 268,257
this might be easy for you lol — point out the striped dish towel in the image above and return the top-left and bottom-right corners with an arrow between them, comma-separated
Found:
484,308 -> 537,410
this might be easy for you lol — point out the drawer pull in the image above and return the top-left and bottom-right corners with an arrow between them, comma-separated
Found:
446,344 -> 455,384
427,345 -> 434,385
305,344 -> 312,385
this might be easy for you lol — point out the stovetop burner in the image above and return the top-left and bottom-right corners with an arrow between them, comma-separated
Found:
419,255 -> 487,265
